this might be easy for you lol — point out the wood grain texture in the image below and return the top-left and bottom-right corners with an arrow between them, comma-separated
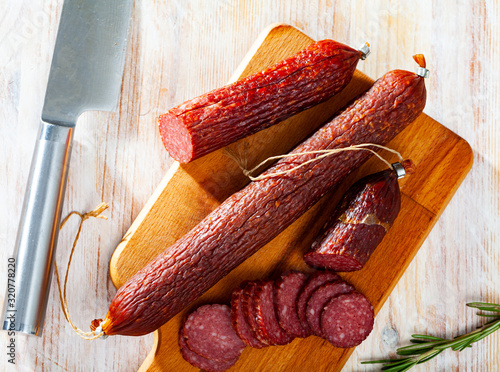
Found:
0,1 -> 498,372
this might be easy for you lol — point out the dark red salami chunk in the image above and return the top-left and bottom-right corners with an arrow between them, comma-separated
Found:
304,169 -> 401,272
159,40 -> 362,163
183,304 -> 245,362
305,280 -> 354,336
274,271 -> 309,338
179,328 -> 238,371
254,280 -> 294,345
321,292 -> 374,348
241,281 -> 271,346
304,225 -> 384,271
297,272 -> 340,336
231,284 -> 267,349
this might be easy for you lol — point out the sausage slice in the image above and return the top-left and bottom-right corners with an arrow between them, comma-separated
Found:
253,280 -> 294,345
305,280 -> 354,336
183,304 -> 246,362
231,284 -> 267,349
179,328 -> 239,371
321,292 -> 374,348
296,271 -> 340,336
274,271 -> 310,338
241,281 -> 271,346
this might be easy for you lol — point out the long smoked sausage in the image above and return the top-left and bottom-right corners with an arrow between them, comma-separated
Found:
158,40 -> 365,163
98,65 -> 427,336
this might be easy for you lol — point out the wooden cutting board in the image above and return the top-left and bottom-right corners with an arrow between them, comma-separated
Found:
109,24 -> 473,371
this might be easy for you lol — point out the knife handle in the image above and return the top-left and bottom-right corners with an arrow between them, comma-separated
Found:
2,122 -> 74,336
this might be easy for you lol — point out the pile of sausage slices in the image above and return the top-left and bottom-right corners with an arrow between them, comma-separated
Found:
179,271 -> 373,371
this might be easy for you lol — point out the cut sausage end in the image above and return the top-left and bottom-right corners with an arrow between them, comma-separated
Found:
304,252 -> 364,272
321,292 -> 374,348
304,169 -> 401,272
159,113 -> 194,163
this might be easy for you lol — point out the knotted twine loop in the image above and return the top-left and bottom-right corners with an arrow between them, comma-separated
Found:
54,202 -> 109,340
225,143 -> 404,182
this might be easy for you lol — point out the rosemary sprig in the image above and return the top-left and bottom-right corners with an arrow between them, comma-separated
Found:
362,302 -> 500,371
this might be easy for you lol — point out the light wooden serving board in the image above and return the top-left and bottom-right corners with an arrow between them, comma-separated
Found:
109,24 -> 473,372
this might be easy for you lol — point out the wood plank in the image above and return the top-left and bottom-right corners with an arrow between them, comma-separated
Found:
107,24 -> 472,371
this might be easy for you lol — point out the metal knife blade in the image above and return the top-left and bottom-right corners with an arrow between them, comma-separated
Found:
42,0 -> 134,125
2,0 -> 133,336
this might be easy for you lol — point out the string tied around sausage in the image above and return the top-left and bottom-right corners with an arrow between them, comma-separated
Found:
225,143 -> 413,182
54,202 -> 109,340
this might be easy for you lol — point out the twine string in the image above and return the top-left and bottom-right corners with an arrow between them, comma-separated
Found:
225,143 -> 404,181
54,202 -> 109,340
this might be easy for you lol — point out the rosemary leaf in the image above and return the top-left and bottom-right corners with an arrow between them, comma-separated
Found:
450,337 -> 476,351
415,350 -> 443,364
362,359 -> 406,364
396,341 -> 444,354
381,360 -> 416,371
411,334 -> 444,341
467,303 -> 500,312
409,339 -> 431,344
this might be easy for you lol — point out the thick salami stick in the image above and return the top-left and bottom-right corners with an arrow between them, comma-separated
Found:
158,40 -> 364,163
99,66 -> 426,336
304,168 -> 401,271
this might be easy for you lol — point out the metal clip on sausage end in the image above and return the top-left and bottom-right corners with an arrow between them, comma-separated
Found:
392,162 -> 406,179
416,66 -> 430,78
358,42 -> 371,60
94,323 -> 108,340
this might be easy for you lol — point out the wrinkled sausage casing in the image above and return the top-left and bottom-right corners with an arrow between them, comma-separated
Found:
101,68 -> 426,336
304,169 -> 401,272
159,40 -> 362,163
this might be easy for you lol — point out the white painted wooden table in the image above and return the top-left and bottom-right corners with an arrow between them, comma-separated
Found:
1,1 -> 498,371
